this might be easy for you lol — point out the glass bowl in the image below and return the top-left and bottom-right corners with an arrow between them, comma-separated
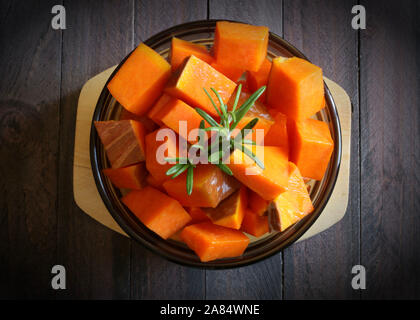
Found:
90,20 -> 342,268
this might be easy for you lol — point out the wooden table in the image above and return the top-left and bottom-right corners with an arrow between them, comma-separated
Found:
0,0 -> 418,299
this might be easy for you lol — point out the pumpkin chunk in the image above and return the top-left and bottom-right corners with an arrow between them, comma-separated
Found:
121,186 -> 191,239
145,127 -> 187,185
227,145 -> 289,201
170,37 -> 214,71
146,174 -> 165,192
268,162 -> 314,232
249,190 -> 269,216
107,43 -> 171,115
165,55 -> 237,118
264,111 -> 289,157
211,61 -> 244,82
227,91 -> 274,144
266,57 -> 324,120
94,120 -> 146,168
181,222 -> 250,262
288,118 -> 334,180
246,58 -> 272,102
204,186 -> 247,230
187,207 -> 211,224
241,209 -> 269,237
163,164 -> 240,208
119,108 -> 157,133
147,94 -> 172,126
103,163 -> 147,190
213,21 -> 269,72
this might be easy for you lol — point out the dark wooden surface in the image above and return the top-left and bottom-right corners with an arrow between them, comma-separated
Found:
0,0 -> 418,299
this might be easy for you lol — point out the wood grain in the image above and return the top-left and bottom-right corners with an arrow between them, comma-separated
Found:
206,0 -> 284,299
359,0 -> 420,299
129,0 -> 207,300
282,0 -> 360,299
0,0 -> 61,299
56,0 -> 134,299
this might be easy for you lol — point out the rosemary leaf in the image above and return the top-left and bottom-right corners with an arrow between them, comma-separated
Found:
211,88 -> 228,120
231,86 -> 266,130
242,139 -> 256,145
233,142 -> 265,170
186,166 -> 194,195
166,163 -> 187,176
231,83 -> 242,113
171,164 -> 189,178
195,108 -> 220,128
203,88 -> 222,118
234,118 -> 259,143
217,163 -> 233,176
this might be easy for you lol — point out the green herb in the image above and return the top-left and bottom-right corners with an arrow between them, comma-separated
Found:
165,85 -> 266,195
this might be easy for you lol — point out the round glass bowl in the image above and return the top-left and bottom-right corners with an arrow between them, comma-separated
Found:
90,20 -> 342,268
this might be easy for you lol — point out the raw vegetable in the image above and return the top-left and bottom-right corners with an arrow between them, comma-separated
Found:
246,58 -> 272,102
187,207 -> 211,224
165,55 -> 237,118
162,164 -> 239,208
210,61 -> 244,82
266,57 -> 324,120
204,186 -> 247,230
241,209 -> 269,237
107,43 -> 171,116
119,108 -> 157,132
264,111 -> 289,157
249,190 -> 269,216
94,120 -> 146,168
213,21 -> 269,72
181,222 -> 250,262
103,163 -> 147,190
121,186 -> 191,239
170,37 -> 214,71
147,94 -> 172,126
288,118 -> 334,180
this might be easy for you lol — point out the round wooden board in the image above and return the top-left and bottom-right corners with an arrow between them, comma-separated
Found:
73,66 -> 352,242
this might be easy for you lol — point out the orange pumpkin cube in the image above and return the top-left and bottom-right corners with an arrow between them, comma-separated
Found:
170,37 -> 214,71
145,127 -> 187,184
181,222 -> 250,262
162,164 -> 240,208
155,98 -> 207,143
211,61 -> 244,82
288,118 -> 334,180
264,112 -> 289,157
266,57 -> 324,120
227,145 -> 289,201
146,174 -> 165,192
165,55 -> 237,118
213,21 -> 269,72
187,207 -> 211,224
147,94 -> 172,126
246,58 -> 272,102
121,186 -> 191,239
119,108 -> 157,133
249,190 -> 269,216
204,186 -> 247,230
241,209 -> 269,237
103,163 -> 147,190
94,120 -> 146,168
286,162 -> 314,214
107,43 -> 171,116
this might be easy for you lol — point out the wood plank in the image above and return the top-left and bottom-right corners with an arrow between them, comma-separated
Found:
206,0 -> 284,299
129,0 -> 207,300
0,0 -> 61,298
360,0 -> 420,299
282,0 -> 360,299
57,0 -> 134,299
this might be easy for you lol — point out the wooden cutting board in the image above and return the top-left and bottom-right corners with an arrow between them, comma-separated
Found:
73,66 -> 352,241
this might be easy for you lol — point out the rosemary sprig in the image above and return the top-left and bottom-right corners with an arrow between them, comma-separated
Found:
165,85 -> 266,195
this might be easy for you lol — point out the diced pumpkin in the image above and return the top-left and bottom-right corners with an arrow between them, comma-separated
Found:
181,222 -> 250,262
103,163 -> 147,190
165,55 -> 237,118
210,61 -> 244,82
268,162 -> 313,232
288,118 -> 334,180
227,91 -> 274,144
227,145 -> 289,201
121,186 -> 191,239
241,209 -> 269,237
145,127 -> 187,184
146,174 -> 165,192
94,120 -> 146,168
249,190 -> 269,216
246,58 -> 272,102
266,57 -> 324,120
213,21 -> 269,72
170,37 -> 214,71
155,97 -> 207,143
162,164 -> 240,208
119,108 -> 157,133
147,94 -> 172,126
204,186 -> 247,230
264,111 -> 289,157
187,207 -> 211,224
107,43 -> 171,115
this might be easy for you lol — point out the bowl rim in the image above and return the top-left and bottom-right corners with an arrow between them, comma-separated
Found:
89,19 -> 342,269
